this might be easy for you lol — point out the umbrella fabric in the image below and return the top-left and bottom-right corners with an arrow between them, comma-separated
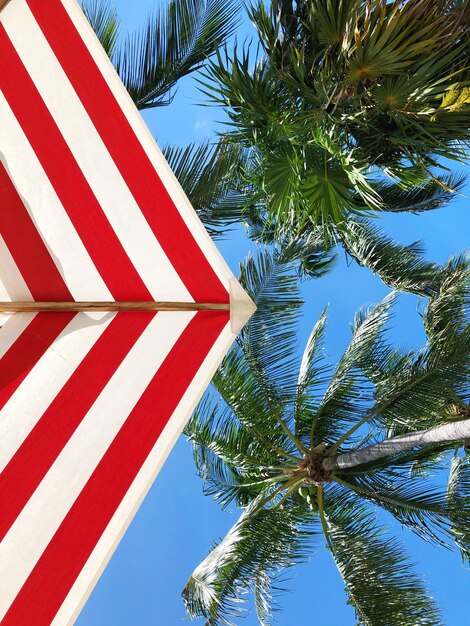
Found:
0,1 -> 254,624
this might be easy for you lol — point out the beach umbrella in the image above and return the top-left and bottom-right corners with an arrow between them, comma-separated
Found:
0,0 -> 255,623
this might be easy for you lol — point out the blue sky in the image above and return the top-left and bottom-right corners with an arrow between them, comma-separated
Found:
77,1 -> 470,624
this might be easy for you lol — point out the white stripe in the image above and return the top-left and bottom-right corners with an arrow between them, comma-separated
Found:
60,0 -> 234,294
0,311 -> 194,619
0,234 -> 33,301
0,234 -> 32,325
0,312 -> 115,473
3,1 -> 193,303
0,94 -> 112,302
54,321 -> 235,626
0,313 -> 36,361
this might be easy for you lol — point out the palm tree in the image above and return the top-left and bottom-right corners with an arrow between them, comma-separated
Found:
199,0 -> 470,228
182,248 -> 470,625
85,0 -> 468,294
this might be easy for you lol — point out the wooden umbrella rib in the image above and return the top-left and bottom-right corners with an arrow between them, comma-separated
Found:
0,302 -> 231,313
0,0 -> 12,12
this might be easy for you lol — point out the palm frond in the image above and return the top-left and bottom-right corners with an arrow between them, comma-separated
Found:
323,485 -> 443,626
82,0 -> 120,59
341,467 -> 457,548
237,248 -> 303,407
312,294 -> 395,445
374,172 -> 467,213
254,572 -> 275,626
337,218 -> 450,297
248,218 -> 338,280
198,249 -> 306,459
163,141 -> 247,238
294,307 -> 331,440
448,453 -> 470,563
182,504 -> 315,625
115,0 -> 240,108
371,262 -> 470,432
212,345 -> 300,460
423,253 -> 470,354
185,393 -> 295,509
374,342 -> 470,434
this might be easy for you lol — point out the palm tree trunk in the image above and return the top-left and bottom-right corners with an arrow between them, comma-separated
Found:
322,418 -> 470,472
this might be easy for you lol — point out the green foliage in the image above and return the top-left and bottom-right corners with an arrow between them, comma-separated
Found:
163,141 -> 248,238
448,453 -> 470,562
115,0 -> 240,108
200,0 -> 469,227
82,0 -> 120,59
335,219 -> 449,296
372,255 -> 470,434
342,466 -> 459,547
323,487 -> 443,626
183,504 -> 314,625
84,0 -> 240,109
246,171 -> 466,295
183,249 -> 470,624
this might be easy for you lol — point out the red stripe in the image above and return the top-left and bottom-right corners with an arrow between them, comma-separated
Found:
0,27 -> 152,302
0,164 -> 72,301
2,311 -> 229,626
27,0 -> 228,304
0,312 -> 155,542
0,313 -> 75,411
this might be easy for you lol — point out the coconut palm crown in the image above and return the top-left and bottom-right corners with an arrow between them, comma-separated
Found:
200,0 -> 470,228
182,248 -> 470,625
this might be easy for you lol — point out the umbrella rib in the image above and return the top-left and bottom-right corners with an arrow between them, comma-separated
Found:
0,302 -> 230,312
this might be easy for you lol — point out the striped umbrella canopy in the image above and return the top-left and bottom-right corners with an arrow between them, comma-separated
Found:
0,0 -> 255,624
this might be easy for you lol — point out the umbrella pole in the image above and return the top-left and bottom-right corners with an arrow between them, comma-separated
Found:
0,302 -> 230,312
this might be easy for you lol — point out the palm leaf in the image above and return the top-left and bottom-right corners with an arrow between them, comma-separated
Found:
447,454 -> 470,563
337,218 -> 447,297
115,0 -> 240,108
373,172 -> 467,213
163,141 -> 247,238
212,344 -> 300,460
294,306 -> 331,440
185,393 -> 295,509
341,466 -> 457,548
423,253 -> 470,353
372,258 -> 470,433
188,249 -> 306,465
312,294 -> 395,445
237,248 -> 303,406
182,504 -> 315,625
82,0 -> 120,59
323,486 -> 443,626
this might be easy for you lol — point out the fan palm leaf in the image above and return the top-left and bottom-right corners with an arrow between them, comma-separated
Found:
243,169 -> 464,296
